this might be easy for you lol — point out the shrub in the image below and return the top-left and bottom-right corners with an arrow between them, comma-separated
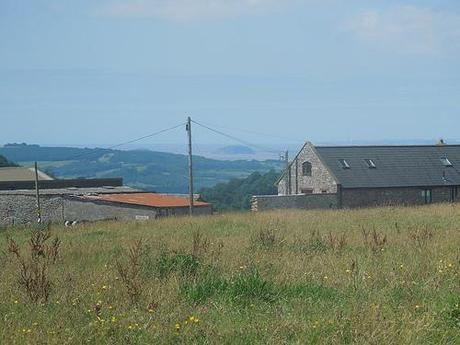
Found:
7,229 -> 61,304
116,239 -> 144,305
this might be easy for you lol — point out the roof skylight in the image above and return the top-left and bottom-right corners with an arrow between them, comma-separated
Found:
364,159 -> 377,169
338,159 -> 350,169
441,157 -> 453,167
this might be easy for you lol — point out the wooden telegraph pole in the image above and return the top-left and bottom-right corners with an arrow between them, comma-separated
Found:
34,161 -> 42,223
186,117 -> 194,216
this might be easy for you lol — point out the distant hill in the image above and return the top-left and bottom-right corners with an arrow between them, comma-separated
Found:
0,154 -> 17,168
200,170 -> 279,210
215,145 -> 255,155
0,144 -> 283,193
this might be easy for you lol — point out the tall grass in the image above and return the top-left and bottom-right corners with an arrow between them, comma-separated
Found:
0,204 -> 459,344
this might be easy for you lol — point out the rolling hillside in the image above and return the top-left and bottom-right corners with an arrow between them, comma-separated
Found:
0,144 -> 283,193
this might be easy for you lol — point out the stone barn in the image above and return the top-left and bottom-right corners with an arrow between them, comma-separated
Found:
0,176 -> 212,226
253,142 -> 460,211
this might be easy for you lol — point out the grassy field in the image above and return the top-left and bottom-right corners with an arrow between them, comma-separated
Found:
1,205 -> 459,344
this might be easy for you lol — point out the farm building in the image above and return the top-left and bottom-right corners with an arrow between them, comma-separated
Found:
0,173 -> 212,226
0,166 -> 53,183
252,142 -> 460,211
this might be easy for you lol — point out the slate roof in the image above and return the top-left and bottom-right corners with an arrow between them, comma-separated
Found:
315,145 -> 460,189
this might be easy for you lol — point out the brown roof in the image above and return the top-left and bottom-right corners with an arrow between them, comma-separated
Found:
90,193 -> 211,208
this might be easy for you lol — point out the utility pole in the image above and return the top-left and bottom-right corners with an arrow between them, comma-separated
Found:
34,161 -> 42,223
186,117 -> 194,216
285,151 -> 290,196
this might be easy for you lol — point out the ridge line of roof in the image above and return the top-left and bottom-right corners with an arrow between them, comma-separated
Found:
315,144 -> 460,149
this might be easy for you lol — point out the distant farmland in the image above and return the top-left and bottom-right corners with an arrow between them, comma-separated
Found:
0,144 -> 283,193
1,204 -> 459,344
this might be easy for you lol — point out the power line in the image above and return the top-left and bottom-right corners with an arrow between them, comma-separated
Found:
67,122 -> 186,161
191,119 -> 305,143
191,119 -> 281,156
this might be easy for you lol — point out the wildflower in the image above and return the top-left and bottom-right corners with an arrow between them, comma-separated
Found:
415,305 -> 420,309
323,276 -> 328,280
345,269 -> 351,273
148,308 -> 154,313
32,322 -> 38,326
191,316 -> 199,323
108,305 -> 113,310
96,300 -> 102,306
26,329 -> 32,334
128,325 -> 133,330
14,300 -> 19,304
175,323 -> 181,332
102,285 -> 108,290
111,316 -> 117,323
400,264 -> 404,269
448,263 -> 453,268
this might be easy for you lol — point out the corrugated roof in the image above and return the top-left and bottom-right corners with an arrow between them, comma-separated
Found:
0,167 -> 53,182
315,145 -> 460,188
0,186 -> 139,196
88,193 -> 211,208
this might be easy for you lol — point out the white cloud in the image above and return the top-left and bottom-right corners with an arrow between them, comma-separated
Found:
344,5 -> 460,54
93,0 -> 290,20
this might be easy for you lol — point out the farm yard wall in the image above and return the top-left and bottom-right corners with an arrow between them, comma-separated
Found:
0,194 -> 212,226
251,194 -> 338,211
0,194 -> 65,226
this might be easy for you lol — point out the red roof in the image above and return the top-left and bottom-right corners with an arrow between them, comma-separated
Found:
91,193 -> 211,208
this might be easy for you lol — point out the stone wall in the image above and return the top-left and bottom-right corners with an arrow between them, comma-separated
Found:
278,142 -> 338,195
251,193 -> 338,212
0,194 -> 65,225
0,194 -> 212,226
341,186 -> 456,208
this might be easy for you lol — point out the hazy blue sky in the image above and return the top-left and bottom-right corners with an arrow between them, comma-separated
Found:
1,0 -> 459,151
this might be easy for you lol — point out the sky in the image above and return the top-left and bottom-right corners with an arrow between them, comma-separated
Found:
1,0 -> 459,152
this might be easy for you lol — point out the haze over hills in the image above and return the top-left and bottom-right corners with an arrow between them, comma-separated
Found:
0,144 -> 283,194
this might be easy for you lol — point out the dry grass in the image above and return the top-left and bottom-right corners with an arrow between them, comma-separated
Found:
0,204 -> 459,344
